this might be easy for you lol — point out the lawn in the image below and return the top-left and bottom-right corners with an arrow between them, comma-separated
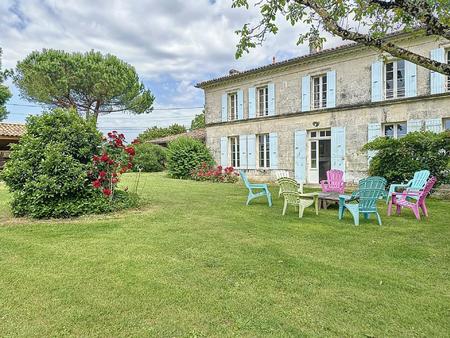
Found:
0,173 -> 449,337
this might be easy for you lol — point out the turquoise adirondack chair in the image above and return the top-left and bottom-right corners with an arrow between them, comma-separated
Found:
339,176 -> 387,226
239,170 -> 272,207
386,170 -> 430,204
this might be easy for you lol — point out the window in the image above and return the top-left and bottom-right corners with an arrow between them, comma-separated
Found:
312,74 -> 327,109
257,86 -> 269,116
385,60 -> 405,99
384,122 -> 407,139
258,134 -> 270,168
229,136 -> 240,167
228,92 -> 238,120
310,141 -> 317,169
444,118 -> 450,131
447,50 -> 450,91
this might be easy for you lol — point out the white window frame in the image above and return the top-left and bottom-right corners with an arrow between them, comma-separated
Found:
444,118 -> 450,131
383,122 -> 407,139
257,134 -> 270,168
311,74 -> 327,109
256,85 -> 269,117
446,50 -> 450,92
385,60 -> 406,99
228,92 -> 238,121
229,136 -> 240,168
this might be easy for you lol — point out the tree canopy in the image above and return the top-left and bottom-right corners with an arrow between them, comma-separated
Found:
190,111 -> 205,130
137,124 -> 187,142
233,0 -> 450,75
0,48 -> 12,121
13,49 -> 155,123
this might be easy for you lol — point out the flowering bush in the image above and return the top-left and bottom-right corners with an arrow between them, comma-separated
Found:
89,131 -> 136,198
191,162 -> 239,183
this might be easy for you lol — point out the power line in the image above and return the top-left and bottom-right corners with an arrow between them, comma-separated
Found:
5,103 -> 204,110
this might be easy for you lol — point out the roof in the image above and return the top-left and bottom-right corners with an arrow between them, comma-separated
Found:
148,128 -> 206,145
195,31 -> 413,88
0,123 -> 26,138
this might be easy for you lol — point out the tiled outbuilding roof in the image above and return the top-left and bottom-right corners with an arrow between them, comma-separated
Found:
0,123 -> 26,138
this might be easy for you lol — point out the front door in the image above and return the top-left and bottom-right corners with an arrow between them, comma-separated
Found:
308,130 -> 331,184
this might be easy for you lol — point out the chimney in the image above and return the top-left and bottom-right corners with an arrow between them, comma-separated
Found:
229,69 -> 240,75
272,56 -> 276,64
309,38 -> 323,54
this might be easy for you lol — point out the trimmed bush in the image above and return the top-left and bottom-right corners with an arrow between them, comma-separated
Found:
363,131 -> 450,187
167,137 -> 213,179
0,108 -> 137,218
132,142 -> 167,172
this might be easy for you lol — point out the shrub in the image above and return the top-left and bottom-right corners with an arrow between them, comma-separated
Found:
0,108 -> 136,218
191,162 -> 239,183
363,131 -> 450,187
132,142 -> 167,172
166,137 -> 213,179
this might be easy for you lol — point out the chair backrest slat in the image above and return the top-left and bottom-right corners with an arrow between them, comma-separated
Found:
410,170 -> 430,191
327,169 -> 344,189
278,177 -> 301,194
239,170 -> 251,190
418,176 -> 436,203
357,176 -> 387,212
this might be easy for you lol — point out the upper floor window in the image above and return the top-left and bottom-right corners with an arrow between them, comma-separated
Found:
384,122 -> 407,139
385,60 -> 405,99
258,134 -> 270,168
229,136 -> 240,167
257,86 -> 269,117
228,92 -> 238,120
312,74 -> 327,109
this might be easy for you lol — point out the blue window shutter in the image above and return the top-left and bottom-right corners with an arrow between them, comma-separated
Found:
301,75 -> 311,112
237,89 -> 244,120
294,130 -> 307,183
268,83 -> 275,116
430,48 -> 445,94
425,118 -> 442,133
239,135 -> 248,169
331,127 -> 346,174
371,61 -> 383,102
221,94 -> 228,122
405,61 -> 417,97
247,134 -> 256,169
367,123 -> 381,164
220,137 -> 228,166
248,87 -> 256,118
407,119 -> 423,133
326,70 -> 336,108
269,132 -> 278,169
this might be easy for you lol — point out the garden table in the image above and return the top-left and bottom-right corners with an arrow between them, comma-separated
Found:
318,192 -> 353,211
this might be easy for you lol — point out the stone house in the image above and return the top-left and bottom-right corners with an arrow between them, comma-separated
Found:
196,32 -> 450,183
0,123 -> 25,169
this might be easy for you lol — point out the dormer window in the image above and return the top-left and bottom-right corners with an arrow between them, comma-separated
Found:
385,60 -> 405,99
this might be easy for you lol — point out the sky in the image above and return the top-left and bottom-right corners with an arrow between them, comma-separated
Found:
0,0 -> 344,141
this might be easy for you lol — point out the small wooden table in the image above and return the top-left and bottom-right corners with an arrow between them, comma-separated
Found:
318,192 -> 353,210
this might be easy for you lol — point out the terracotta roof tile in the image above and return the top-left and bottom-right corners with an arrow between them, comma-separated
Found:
0,123 -> 26,138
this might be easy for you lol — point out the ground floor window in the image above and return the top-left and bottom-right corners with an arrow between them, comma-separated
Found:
258,134 -> 270,168
229,136 -> 240,167
444,118 -> 450,131
384,122 -> 407,139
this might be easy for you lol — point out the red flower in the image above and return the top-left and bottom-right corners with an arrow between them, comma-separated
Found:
114,138 -> 123,147
125,146 -> 135,156
102,188 -> 112,196
111,177 -> 119,184
108,159 -> 115,165
99,171 -> 107,178
92,155 -> 100,162
100,153 -> 109,162
127,162 -> 133,169
92,180 -> 101,188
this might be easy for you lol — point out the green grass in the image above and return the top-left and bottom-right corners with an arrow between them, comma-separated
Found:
0,173 -> 449,337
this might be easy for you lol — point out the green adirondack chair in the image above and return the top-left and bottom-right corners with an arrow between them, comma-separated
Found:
239,170 -> 272,207
339,176 -> 387,226
278,177 -> 318,218
386,170 -> 430,204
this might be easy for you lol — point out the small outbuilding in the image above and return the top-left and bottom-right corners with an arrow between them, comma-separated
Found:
0,123 -> 25,169
149,128 -> 206,147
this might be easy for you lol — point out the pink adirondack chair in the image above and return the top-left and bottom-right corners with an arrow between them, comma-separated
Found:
320,169 -> 345,194
388,176 -> 436,220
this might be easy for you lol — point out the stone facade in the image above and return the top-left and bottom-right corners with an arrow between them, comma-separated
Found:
197,33 -> 450,183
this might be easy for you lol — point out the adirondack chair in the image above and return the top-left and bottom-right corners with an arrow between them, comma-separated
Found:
275,171 -> 291,197
320,169 -> 345,194
339,176 -> 387,226
388,176 -> 436,220
279,178 -> 318,218
386,170 -> 430,204
277,177 -> 303,197
239,170 -> 272,207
